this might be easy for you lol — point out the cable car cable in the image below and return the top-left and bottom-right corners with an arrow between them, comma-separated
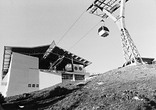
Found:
57,11 -> 86,45
69,21 -> 101,51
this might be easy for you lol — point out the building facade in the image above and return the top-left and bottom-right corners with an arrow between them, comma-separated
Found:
1,41 -> 91,97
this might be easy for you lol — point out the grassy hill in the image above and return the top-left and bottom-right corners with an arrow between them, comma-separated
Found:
2,64 -> 156,110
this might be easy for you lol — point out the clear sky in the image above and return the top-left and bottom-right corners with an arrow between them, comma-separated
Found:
0,0 -> 156,77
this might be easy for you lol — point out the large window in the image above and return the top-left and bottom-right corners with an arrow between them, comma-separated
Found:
75,74 -> 85,80
62,73 -> 73,80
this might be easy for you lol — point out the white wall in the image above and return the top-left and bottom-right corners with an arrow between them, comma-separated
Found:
28,69 -> 40,92
39,71 -> 62,90
0,72 -> 9,97
6,52 -> 39,97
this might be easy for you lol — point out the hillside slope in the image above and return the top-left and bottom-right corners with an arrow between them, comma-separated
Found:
2,64 -> 156,110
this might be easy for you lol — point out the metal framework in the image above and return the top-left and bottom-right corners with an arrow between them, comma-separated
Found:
87,0 -> 144,65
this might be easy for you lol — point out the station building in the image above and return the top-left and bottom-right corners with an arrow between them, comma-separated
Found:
0,41 -> 91,97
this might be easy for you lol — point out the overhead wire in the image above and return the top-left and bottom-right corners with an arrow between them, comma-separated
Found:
57,10 -> 86,45
56,6 -> 102,52
68,21 -> 101,51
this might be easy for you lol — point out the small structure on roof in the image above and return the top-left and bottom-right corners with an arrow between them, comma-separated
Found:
1,41 -> 91,97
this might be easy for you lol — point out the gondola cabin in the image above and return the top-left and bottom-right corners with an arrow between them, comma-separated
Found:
98,26 -> 109,37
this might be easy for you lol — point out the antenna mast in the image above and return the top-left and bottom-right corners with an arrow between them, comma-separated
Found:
87,0 -> 144,65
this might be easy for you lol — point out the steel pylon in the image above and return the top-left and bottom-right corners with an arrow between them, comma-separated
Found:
87,0 -> 144,65
120,27 -> 144,65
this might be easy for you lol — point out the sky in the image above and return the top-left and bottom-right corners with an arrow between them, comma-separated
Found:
0,0 -> 156,78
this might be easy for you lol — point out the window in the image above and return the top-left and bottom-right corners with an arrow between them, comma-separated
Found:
62,73 -> 73,80
79,67 -> 82,71
32,84 -> 35,87
75,75 -> 85,80
74,66 -> 78,70
28,84 -> 39,87
36,84 -> 39,87
28,84 -> 31,87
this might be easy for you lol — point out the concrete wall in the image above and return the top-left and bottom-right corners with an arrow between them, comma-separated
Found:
1,52 -> 62,96
6,52 -> 39,97
0,72 -> 9,97
39,71 -> 62,90
28,69 -> 40,92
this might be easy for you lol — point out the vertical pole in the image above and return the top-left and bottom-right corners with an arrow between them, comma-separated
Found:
71,58 -> 74,72
71,58 -> 75,81
73,74 -> 75,81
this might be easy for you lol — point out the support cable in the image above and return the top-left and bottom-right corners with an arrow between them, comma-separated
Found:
69,21 -> 101,51
57,11 -> 86,45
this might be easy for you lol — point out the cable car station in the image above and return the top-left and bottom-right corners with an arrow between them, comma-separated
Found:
1,41 -> 91,97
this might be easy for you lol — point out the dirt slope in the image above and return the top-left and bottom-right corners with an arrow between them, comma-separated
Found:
2,64 -> 156,110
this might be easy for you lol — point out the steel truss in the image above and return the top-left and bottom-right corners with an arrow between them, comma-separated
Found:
87,0 -> 144,65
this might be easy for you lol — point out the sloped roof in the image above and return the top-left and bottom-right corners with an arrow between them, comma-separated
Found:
2,41 -> 91,78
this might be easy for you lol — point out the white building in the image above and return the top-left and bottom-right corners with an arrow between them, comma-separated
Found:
1,41 -> 91,97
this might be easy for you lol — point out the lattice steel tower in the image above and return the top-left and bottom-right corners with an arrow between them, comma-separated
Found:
87,0 -> 144,65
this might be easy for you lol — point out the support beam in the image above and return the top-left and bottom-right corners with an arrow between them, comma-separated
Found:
43,41 -> 56,59
49,56 -> 65,70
